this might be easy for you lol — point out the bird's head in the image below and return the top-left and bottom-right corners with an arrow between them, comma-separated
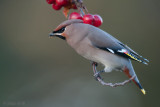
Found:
49,19 -> 83,40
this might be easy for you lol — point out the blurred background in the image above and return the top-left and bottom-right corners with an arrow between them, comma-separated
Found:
0,0 -> 159,107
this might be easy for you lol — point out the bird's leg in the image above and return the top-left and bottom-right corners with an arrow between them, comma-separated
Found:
92,62 -> 136,87
92,62 -> 103,80
92,62 -> 98,67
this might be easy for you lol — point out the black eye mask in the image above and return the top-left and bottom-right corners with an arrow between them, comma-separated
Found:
52,27 -> 66,40
53,27 -> 66,33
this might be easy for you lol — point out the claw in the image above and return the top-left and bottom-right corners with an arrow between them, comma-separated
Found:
94,70 -> 104,80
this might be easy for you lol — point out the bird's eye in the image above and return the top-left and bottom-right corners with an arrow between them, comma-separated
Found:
60,27 -> 65,32
57,27 -> 65,33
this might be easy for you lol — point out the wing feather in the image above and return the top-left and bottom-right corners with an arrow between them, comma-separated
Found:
88,28 -> 149,65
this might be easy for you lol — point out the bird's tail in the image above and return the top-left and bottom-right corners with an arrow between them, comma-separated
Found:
124,62 -> 146,95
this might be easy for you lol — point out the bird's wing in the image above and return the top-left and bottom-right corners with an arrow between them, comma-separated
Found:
88,28 -> 149,65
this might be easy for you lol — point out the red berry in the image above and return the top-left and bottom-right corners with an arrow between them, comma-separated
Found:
69,12 -> 83,20
83,14 -> 94,25
52,2 -> 62,10
93,14 -> 103,27
46,0 -> 55,4
56,0 -> 69,6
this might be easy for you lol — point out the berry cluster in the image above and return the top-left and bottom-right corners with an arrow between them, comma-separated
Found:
46,0 -> 103,27
69,12 -> 103,27
46,0 -> 77,10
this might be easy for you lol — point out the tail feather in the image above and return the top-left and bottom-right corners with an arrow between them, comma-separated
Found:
124,65 -> 146,95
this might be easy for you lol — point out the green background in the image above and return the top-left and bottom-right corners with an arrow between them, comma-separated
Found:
0,0 -> 159,107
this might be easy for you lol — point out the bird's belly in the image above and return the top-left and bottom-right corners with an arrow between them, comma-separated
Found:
77,46 -> 128,72
68,39 -> 129,72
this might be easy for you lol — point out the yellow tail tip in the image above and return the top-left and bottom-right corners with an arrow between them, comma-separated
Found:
141,89 -> 146,95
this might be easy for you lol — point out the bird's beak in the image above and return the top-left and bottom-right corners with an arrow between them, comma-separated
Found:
49,32 -> 66,40
49,32 -> 62,38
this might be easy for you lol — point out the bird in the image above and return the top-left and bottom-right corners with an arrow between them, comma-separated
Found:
49,19 -> 149,95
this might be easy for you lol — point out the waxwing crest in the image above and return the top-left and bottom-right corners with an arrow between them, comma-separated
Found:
54,19 -> 83,31
50,19 -> 83,40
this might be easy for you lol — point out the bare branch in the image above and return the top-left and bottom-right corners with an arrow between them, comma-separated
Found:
92,62 -> 136,87
72,0 -> 88,16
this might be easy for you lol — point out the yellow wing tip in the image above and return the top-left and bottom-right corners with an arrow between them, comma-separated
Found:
141,89 -> 146,95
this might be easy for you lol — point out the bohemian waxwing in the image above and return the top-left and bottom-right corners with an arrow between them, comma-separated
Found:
49,19 -> 149,95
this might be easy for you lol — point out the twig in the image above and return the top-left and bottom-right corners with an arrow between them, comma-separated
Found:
92,62 -> 136,87
72,0 -> 88,16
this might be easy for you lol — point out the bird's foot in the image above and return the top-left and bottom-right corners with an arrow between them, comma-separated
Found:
94,70 -> 104,80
